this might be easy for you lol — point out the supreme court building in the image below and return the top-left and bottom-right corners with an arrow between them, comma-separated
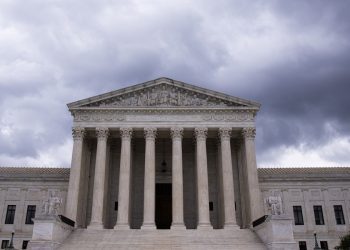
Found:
0,78 -> 349,250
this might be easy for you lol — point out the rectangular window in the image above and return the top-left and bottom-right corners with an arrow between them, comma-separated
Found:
334,205 -> 345,225
5,205 -> 16,224
25,205 -> 36,224
299,241 -> 307,250
320,241 -> 328,249
313,205 -> 325,225
22,240 -> 29,249
1,240 -> 9,249
293,206 -> 304,225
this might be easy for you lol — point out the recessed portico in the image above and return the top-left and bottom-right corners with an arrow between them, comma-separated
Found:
64,78 -> 264,230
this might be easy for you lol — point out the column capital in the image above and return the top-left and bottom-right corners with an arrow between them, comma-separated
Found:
194,127 -> 208,141
96,127 -> 109,140
242,127 -> 256,139
120,127 -> 133,140
218,127 -> 232,141
170,127 -> 183,140
144,127 -> 157,140
72,127 -> 86,141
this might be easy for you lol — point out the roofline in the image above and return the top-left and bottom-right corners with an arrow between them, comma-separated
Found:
67,77 -> 261,109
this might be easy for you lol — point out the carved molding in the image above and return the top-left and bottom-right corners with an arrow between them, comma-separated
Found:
120,127 -> 133,140
72,127 -> 86,141
72,110 -> 255,123
84,84 -> 243,108
96,127 -> 109,140
170,127 -> 183,140
144,127 -> 157,140
218,127 -> 232,141
194,127 -> 208,141
242,127 -> 256,139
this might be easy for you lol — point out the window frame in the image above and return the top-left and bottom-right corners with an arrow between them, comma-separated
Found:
320,241 -> 328,250
1,240 -> 9,249
293,205 -> 304,225
313,205 -> 325,225
298,241 -> 307,250
334,205 -> 345,225
5,205 -> 16,224
22,240 -> 29,249
25,205 -> 36,225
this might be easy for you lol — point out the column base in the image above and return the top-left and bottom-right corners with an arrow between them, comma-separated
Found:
197,222 -> 213,230
171,223 -> 186,230
87,222 -> 104,230
223,223 -> 239,229
141,223 -> 156,230
114,223 -> 130,230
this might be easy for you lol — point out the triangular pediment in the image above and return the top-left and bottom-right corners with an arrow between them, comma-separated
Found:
67,77 -> 260,109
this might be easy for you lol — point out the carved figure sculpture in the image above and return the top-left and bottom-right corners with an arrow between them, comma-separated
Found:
41,192 -> 62,216
266,196 -> 284,215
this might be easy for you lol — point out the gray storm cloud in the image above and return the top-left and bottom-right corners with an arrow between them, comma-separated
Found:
0,0 -> 349,167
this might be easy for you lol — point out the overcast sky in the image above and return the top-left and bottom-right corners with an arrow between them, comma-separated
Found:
0,0 -> 349,168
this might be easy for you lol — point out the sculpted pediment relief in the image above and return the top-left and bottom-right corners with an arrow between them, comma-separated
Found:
68,78 -> 260,109
83,84 -> 244,108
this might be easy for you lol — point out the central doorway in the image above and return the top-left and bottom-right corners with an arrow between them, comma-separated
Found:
155,183 -> 172,229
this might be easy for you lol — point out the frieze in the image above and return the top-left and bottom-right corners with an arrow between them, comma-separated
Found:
83,84 -> 244,108
73,110 -> 255,123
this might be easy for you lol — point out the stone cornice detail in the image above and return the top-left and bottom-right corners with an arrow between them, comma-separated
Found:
120,127 -> 133,140
96,127 -> 109,140
194,127 -> 208,141
144,127 -> 157,140
72,110 -> 255,123
72,127 -> 86,141
170,127 -> 183,140
218,127 -> 232,141
242,127 -> 256,139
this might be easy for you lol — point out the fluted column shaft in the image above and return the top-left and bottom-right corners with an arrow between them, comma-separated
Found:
65,127 -> 85,225
194,127 -> 212,228
219,127 -> 237,227
89,127 -> 109,229
242,128 -> 263,224
171,127 -> 185,229
115,128 -> 133,229
142,127 -> 157,229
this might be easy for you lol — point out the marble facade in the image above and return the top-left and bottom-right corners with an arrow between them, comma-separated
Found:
0,78 -> 349,249
65,77 -> 263,230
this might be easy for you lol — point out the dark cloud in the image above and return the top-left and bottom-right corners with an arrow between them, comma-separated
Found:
0,0 -> 350,166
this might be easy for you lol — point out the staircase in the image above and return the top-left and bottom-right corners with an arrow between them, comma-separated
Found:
59,228 -> 267,250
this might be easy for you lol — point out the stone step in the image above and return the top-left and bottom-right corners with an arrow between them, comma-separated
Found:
59,228 -> 267,250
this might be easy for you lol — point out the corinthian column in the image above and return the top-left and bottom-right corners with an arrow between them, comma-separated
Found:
65,127 -> 85,225
141,127 -> 157,229
88,127 -> 109,229
218,127 -> 237,228
170,127 -> 185,229
115,127 -> 133,229
194,127 -> 212,229
242,128 -> 263,224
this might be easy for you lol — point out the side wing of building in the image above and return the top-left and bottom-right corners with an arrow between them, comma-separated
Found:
259,167 -> 350,250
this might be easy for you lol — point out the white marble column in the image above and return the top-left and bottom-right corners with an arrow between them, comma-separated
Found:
89,127 -> 109,229
194,127 -> 212,229
65,127 -> 85,224
142,127 -> 157,229
115,128 -> 133,229
171,127 -> 185,229
242,128 -> 263,224
219,127 -> 237,228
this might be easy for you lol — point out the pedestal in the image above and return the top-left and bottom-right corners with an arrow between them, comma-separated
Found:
253,215 -> 298,250
29,215 -> 73,250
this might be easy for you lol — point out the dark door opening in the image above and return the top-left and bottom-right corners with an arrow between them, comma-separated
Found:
156,183 -> 172,229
